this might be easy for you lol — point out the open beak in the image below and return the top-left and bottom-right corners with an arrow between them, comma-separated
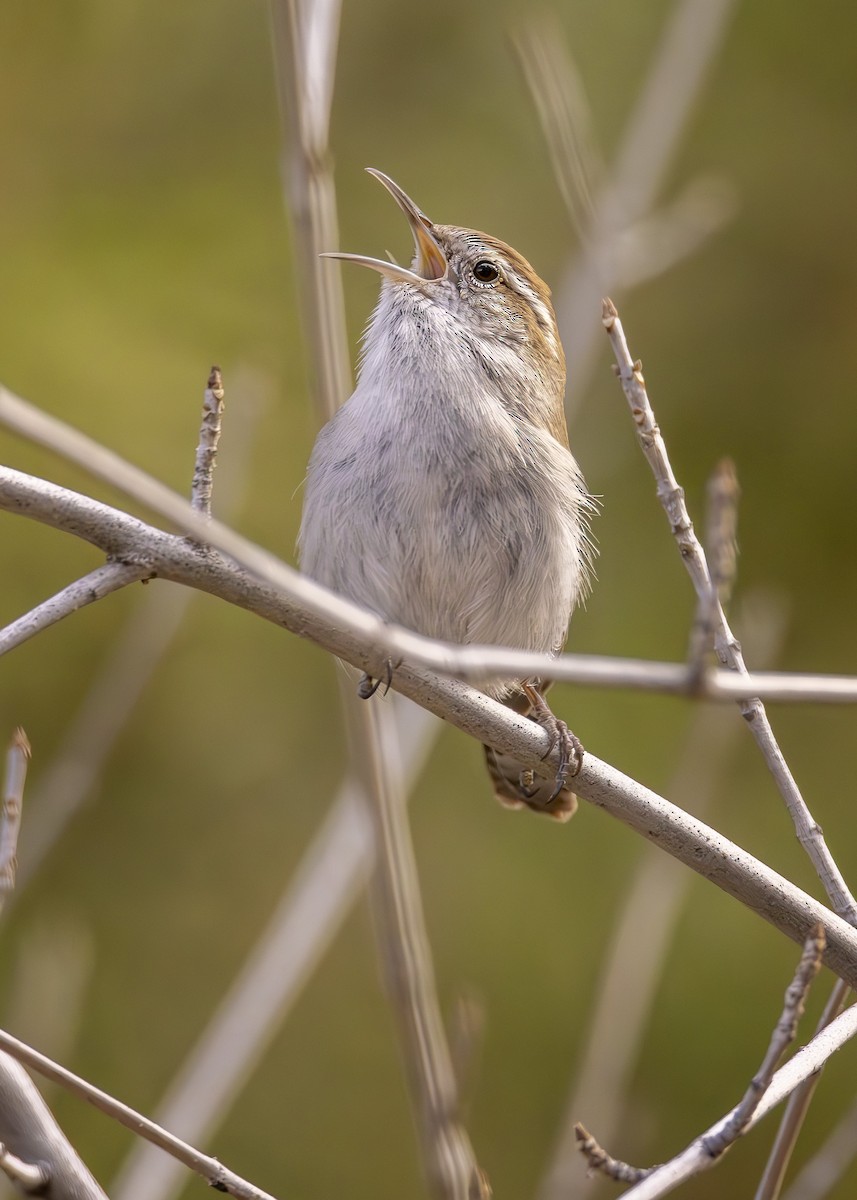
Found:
321,168 -> 448,284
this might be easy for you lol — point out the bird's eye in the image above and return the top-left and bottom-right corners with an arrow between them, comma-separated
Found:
472,260 -> 500,284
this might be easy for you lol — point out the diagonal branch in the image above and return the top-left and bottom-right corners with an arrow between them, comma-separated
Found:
616,996 -> 857,1200
755,976 -> 852,1200
603,299 -> 857,927
111,696 -> 437,1200
3,468 -> 857,986
0,1028 -> 279,1200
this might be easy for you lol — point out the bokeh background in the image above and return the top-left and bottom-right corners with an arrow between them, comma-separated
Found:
2,1 -> 857,1197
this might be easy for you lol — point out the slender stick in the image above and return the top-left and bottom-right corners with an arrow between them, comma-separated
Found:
268,0 -> 350,421
618,997 -> 857,1200
357,702 -> 489,1199
0,1028 -> 280,1200
6,411 -> 857,705
111,697 -> 437,1200
0,561 -> 149,658
703,925 -> 826,1156
754,977 -> 851,1200
190,365 -> 225,516
575,926 -> 827,1184
269,4 -> 485,1194
780,1080 -> 857,1200
14,369 -> 264,895
603,299 -> 857,925
538,592 -> 788,1200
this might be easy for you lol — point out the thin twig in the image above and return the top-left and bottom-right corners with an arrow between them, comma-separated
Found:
7,403 -> 857,706
603,298 -> 857,926
358,703 -> 489,1200
575,1123 -> 650,1184
268,0 -> 350,421
6,384 -> 857,702
190,365 -> 225,516
616,997 -> 857,1200
0,729 -> 30,912
755,977 -> 851,1200
0,1028 -> 280,1200
4,467 -> 857,985
780,1080 -> 857,1200
574,928 -> 826,1187
703,925 -> 826,1157
0,561 -> 150,659
111,696 -> 438,1200
0,734 -> 105,1200
539,593 -> 789,1200
13,370 -> 265,895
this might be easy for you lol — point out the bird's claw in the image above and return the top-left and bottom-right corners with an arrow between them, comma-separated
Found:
357,659 -> 394,699
521,681 -> 583,806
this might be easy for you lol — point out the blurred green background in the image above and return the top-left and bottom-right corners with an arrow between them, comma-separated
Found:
2,1 -> 857,1198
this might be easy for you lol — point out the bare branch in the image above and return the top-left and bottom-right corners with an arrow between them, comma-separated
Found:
0,729 -> 30,911
755,977 -> 851,1200
0,562 -> 149,659
15,372 -> 266,894
538,592 -> 789,1200
573,926 -> 826,1191
268,0 -> 350,421
703,925 -> 825,1157
358,702 -> 489,1199
603,298 -> 857,926
111,697 -> 438,1200
190,365 -> 225,516
3,466 -> 857,985
615,997 -> 857,1200
270,5 -> 485,1193
6,387 -> 857,703
780,1081 -> 857,1200
6,405 -> 857,706
0,1029 -> 279,1200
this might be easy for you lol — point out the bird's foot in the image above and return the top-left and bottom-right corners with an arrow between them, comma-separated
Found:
521,681 -> 583,803
357,659 -> 394,699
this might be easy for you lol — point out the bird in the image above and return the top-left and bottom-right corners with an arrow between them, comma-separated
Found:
299,169 -> 595,820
